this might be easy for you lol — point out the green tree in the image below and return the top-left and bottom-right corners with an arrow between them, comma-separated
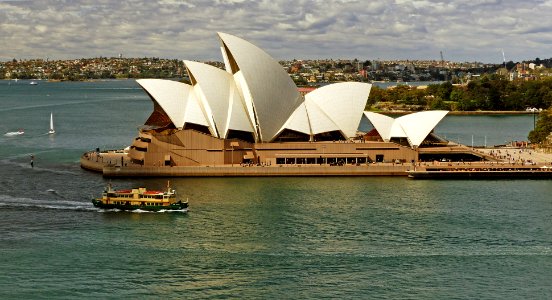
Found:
450,89 -> 469,110
528,109 -> 552,144
367,86 -> 384,108
436,82 -> 453,100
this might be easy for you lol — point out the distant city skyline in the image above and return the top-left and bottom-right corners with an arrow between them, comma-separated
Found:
1,0 -> 552,63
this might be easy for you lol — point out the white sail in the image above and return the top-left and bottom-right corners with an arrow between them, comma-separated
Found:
48,112 -> 55,134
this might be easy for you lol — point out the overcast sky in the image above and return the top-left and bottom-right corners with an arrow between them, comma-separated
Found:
1,0 -> 551,63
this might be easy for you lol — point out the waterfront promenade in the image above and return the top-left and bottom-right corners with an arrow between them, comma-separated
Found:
80,147 -> 552,177
477,147 -> 552,164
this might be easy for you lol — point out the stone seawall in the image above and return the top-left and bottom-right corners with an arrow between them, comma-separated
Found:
101,164 -> 411,177
80,155 -> 104,172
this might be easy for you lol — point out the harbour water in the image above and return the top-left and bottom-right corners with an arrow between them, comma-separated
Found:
1,80 -> 551,299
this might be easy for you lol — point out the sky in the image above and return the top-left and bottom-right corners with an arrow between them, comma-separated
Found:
1,0 -> 552,63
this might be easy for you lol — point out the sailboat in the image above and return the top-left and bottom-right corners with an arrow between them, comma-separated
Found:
48,112 -> 55,134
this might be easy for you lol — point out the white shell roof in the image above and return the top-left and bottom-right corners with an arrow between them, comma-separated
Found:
363,110 -> 448,147
233,71 -> 257,138
226,81 -> 255,137
304,98 -> 341,135
183,90 -> 210,128
136,79 -> 190,128
218,32 -> 302,142
279,82 -> 371,139
396,110 -> 448,147
137,33 -> 375,143
184,60 -> 253,137
362,111 -> 395,141
306,82 -> 372,138
281,102 -> 311,135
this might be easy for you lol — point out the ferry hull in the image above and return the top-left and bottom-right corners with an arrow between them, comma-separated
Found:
92,199 -> 188,211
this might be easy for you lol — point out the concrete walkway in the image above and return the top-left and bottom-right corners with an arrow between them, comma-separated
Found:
477,147 -> 552,164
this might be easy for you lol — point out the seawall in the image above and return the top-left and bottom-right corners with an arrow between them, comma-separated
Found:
100,164 -> 411,177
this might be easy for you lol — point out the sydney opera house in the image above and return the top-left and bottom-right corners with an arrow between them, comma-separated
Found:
82,33 -> 484,176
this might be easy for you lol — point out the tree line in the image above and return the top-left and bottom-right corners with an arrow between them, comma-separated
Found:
367,74 -> 552,111
529,108 -> 552,145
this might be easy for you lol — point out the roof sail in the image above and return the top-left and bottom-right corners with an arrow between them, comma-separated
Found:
184,60 -> 253,138
306,82 -> 372,139
396,110 -> 448,147
218,32 -> 302,142
364,111 -> 448,148
136,79 -> 190,128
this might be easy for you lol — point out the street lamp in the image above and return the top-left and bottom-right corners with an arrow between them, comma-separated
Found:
533,108 -> 537,130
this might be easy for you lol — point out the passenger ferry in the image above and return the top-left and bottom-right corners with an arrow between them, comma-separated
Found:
92,182 -> 188,211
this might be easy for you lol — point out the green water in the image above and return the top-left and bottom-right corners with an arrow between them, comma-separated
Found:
0,80 -> 550,299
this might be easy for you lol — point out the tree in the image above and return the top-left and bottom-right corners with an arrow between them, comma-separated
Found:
528,109 -> 552,144
427,97 -> 446,110
505,61 -> 516,70
450,89 -> 468,110
436,81 -> 453,100
367,86 -> 384,108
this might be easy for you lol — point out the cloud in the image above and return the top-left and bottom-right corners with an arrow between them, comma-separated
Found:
0,0 -> 551,62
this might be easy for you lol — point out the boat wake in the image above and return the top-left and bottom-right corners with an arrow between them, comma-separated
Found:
0,156 -> 79,175
0,98 -> 122,113
0,194 -> 96,212
150,208 -> 188,213
4,130 -> 25,136
0,193 -> 188,214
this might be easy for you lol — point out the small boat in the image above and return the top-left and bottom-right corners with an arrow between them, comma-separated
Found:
48,112 -> 55,134
30,81 -> 38,85
91,182 -> 188,211
4,129 -> 24,136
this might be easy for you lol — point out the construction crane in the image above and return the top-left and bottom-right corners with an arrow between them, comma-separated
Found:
440,51 -> 448,82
